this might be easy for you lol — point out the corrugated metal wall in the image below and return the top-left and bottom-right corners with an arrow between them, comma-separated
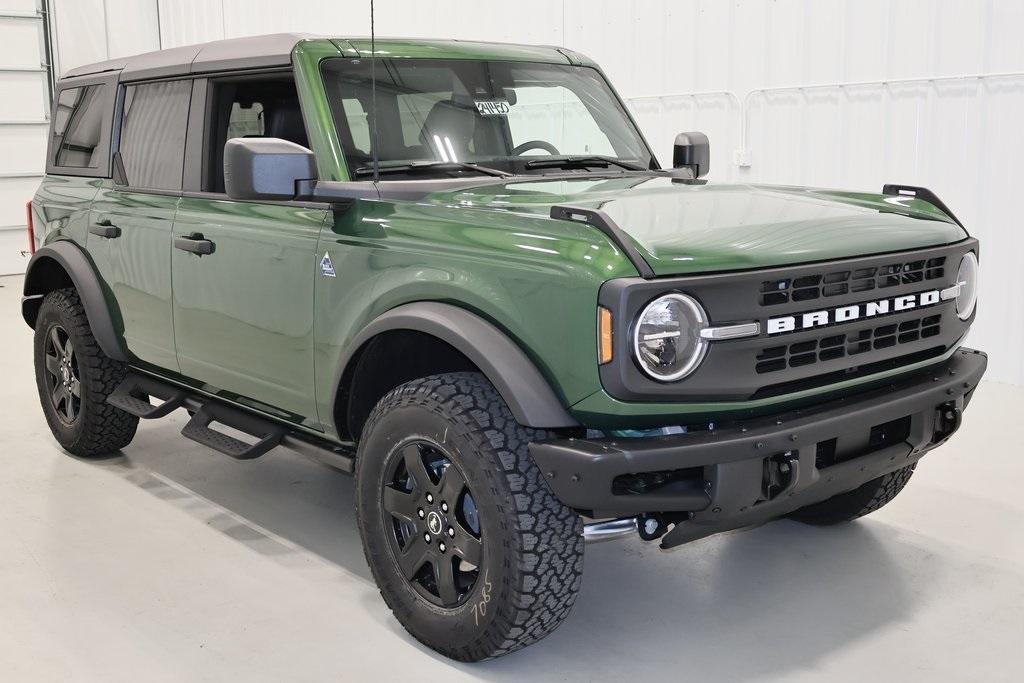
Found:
27,0 -> 1024,385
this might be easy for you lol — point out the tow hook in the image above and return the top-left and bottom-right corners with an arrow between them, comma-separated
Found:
637,513 -> 668,541
935,401 -> 962,442
762,450 -> 800,501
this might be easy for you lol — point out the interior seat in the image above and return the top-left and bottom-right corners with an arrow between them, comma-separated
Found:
418,100 -> 476,161
264,103 -> 309,149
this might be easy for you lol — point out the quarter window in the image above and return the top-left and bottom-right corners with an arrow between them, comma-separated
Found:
119,80 -> 191,190
52,85 -> 107,168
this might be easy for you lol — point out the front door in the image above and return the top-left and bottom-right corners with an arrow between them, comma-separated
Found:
170,72 -> 326,429
170,199 -> 327,427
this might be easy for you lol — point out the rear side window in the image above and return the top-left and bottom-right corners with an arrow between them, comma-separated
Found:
119,80 -> 191,190
51,85 -> 108,168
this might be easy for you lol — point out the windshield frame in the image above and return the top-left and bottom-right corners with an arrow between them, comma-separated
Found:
319,56 -> 660,182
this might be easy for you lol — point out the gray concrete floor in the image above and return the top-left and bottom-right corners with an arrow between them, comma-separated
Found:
0,273 -> 1021,682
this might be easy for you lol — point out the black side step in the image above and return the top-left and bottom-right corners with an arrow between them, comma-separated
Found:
107,373 -> 188,418
181,402 -> 285,460
106,373 -> 356,470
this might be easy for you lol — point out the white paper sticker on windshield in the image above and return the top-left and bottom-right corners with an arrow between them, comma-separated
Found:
474,100 -> 511,116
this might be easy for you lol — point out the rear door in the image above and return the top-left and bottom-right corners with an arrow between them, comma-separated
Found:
88,79 -> 191,371
171,72 -> 327,429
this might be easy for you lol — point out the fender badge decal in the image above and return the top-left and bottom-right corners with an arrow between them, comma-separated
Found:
320,251 -> 336,278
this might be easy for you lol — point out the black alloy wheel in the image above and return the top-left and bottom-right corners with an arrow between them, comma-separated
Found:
381,439 -> 483,607
42,323 -> 82,425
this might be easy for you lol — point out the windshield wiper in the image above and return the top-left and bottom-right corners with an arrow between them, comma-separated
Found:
353,161 -> 512,179
523,155 -> 647,172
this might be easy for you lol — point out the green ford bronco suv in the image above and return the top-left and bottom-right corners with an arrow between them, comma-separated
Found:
24,34 -> 986,660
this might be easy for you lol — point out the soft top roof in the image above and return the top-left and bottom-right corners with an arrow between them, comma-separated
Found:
61,34 -> 586,82
62,33 -> 318,81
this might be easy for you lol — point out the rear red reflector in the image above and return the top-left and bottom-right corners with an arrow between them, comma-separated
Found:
26,200 -> 35,255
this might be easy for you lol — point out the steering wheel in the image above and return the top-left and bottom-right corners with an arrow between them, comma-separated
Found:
511,140 -> 560,156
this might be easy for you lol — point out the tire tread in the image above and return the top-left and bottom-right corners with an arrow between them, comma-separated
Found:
789,463 -> 916,525
357,372 -> 583,661
35,288 -> 138,457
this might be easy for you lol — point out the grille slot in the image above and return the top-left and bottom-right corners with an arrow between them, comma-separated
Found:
760,256 -> 946,306
755,314 -> 942,374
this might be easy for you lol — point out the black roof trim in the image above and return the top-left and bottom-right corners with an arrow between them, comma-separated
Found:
62,33 -> 321,81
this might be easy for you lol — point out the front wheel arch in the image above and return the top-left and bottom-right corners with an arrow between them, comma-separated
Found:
333,302 -> 579,441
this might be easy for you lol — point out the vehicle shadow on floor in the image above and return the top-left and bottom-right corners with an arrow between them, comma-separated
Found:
95,416 -> 374,582
99,417 -> 929,681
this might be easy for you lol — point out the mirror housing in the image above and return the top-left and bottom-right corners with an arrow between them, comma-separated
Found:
672,132 -> 710,178
224,137 -> 316,201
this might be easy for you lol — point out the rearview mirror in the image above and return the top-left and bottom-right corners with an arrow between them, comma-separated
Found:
673,131 -> 710,178
224,137 -> 316,201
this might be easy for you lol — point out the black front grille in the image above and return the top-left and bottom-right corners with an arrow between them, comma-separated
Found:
756,314 -> 942,374
596,239 -> 974,404
760,256 -> 946,306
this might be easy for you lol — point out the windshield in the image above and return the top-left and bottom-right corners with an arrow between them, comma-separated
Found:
321,58 -> 656,179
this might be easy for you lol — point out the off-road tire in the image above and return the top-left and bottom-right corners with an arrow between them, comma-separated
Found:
788,464 -> 916,525
33,288 -> 139,457
355,372 -> 584,661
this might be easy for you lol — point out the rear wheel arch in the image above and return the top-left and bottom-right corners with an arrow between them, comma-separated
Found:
22,242 -> 127,362
333,302 -> 579,441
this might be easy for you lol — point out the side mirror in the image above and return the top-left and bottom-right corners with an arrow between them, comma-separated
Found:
224,137 -> 316,201
673,132 -> 710,178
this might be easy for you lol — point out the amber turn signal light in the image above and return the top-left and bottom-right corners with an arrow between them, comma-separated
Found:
598,306 -> 613,364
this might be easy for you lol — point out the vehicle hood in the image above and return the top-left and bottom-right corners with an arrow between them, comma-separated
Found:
433,176 -> 968,277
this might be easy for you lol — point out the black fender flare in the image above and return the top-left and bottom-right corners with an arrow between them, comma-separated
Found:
335,302 -> 579,429
22,241 -> 128,362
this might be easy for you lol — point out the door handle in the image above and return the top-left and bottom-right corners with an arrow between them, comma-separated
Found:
89,220 -> 121,239
174,233 -> 216,256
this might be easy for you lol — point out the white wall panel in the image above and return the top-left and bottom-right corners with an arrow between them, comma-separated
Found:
0,69 -> 46,119
41,0 -> 1024,383
0,12 -> 42,68
51,0 -> 160,74
104,0 -> 160,62
50,0 -> 107,72
156,0 -> 222,48
0,121 -> 47,170
0,4 -> 46,275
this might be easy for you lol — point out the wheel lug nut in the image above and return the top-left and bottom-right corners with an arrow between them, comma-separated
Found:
423,533 -> 431,543
439,542 -> 446,552
417,508 -> 425,519
426,493 -> 434,504
447,527 -> 455,537
441,502 -> 449,513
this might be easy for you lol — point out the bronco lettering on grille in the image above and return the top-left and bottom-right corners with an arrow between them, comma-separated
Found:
766,288 -> 953,335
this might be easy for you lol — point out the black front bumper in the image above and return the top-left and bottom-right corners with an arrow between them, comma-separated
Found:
530,348 -> 987,548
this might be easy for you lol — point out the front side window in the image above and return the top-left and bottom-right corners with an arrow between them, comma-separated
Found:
52,84 -> 108,168
204,75 -> 307,193
321,58 -> 654,179
119,80 -> 191,190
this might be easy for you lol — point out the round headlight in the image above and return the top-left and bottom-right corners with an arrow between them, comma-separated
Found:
633,293 -> 708,381
955,252 -> 979,321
